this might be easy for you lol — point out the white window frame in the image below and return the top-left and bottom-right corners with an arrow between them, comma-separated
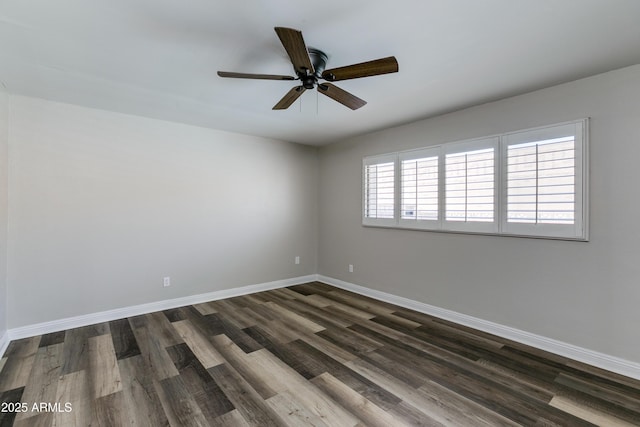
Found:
362,119 -> 589,241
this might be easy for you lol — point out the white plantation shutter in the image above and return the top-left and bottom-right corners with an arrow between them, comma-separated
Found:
507,137 -> 575,223
445,149 -> 494,222
444,138 -> 499,233
364,162 -> 395,219
363,155 -> 396,225
502,121 -> 586,239
400,148 -> 439,228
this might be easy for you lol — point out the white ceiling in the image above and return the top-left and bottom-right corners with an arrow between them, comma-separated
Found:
1,1 -> 640,146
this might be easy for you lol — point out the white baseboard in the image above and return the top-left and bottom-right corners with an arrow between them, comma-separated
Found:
0,331 -> 8,358
318,275 -> 640,381
7,275 -> 317,342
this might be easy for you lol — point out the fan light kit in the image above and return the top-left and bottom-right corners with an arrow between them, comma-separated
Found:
218,27 -> 399,110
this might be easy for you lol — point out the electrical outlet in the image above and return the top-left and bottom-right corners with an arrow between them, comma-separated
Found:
163,277 -> 171,287
295,256 -> 300,265
349,264 -> 354,273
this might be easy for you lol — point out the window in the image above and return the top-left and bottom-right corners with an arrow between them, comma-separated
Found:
443,138 -> 499,233
501,122 -> 586,239
399,148 -> 439,229
362,119 -> 588,240
363,155 -> 396,226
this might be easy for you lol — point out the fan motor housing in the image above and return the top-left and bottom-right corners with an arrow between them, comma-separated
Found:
298,48 -> 328,89
308,48 -> 328,77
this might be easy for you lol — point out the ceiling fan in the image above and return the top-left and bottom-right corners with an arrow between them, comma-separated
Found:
217,27 -> 398,110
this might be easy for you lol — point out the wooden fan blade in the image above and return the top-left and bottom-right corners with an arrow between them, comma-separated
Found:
273,86 -> 306,110
317,83 -> 366,110
274,27 -> 314,74
322,56 -> 398,81
217,71 -> 295,80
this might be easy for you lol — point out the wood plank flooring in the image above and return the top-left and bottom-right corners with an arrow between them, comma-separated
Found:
1,281 -> 639,426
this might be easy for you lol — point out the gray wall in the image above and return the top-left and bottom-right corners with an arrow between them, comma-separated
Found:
0,85 -> 8,339
318,65 -> 640,363
7,95 -> 318,328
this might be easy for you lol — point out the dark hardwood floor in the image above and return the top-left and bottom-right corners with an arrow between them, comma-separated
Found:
1,282 -> 639,426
